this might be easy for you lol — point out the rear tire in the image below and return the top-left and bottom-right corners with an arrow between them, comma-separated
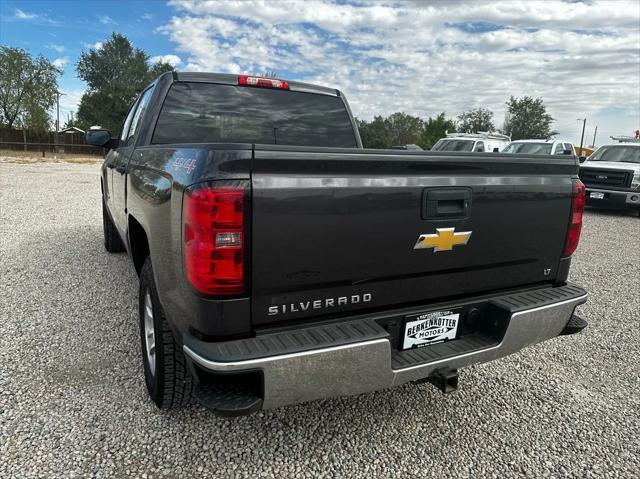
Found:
102,199 -> 125,253
139,257 -> 193,409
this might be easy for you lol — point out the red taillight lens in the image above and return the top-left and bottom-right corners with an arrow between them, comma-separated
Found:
563,180 -> 585,256
238,75 -> 289,90
183,183 -> 247,295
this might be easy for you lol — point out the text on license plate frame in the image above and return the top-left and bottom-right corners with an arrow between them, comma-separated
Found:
402,308 -> 462,350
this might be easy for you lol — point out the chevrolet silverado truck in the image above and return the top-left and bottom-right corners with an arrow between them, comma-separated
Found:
86,72 -> 588,416
579,139 -> 640,216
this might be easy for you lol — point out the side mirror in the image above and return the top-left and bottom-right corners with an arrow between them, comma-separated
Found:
492,147 -> 500,152
85,128 -> 112,146
578,156 -> 587,163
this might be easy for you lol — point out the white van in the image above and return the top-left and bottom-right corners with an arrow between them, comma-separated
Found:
431,132 -> 511,153
503,139 -> 576,156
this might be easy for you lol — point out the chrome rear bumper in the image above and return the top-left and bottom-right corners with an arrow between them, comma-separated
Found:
185,287 -> 587,410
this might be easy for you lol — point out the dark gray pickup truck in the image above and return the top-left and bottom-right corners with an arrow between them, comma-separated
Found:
86,72 -> 588,416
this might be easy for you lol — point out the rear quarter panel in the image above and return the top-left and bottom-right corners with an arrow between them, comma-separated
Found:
125,145 -> 252,338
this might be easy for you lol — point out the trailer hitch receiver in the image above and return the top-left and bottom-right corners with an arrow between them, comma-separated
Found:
427,368 -> 459,394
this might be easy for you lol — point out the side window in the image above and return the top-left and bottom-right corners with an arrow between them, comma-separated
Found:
564,143 -> 574,154
124,87 -> 154,147
475,141 -> 485,152
553,143 -> 565,155
119,101 -> 139,142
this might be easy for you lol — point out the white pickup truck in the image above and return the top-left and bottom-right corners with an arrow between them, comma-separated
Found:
431,132 -> 510,153
579,139 -> 640,216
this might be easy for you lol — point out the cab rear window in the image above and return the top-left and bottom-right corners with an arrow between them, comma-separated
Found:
503,142 -> 553,155
431,139 -> 474,152
152,82 -> 358,147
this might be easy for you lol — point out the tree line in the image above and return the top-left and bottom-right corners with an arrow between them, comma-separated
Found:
1,33 -> 556,145
357,98 -> 556,150
0,33 -> 174,137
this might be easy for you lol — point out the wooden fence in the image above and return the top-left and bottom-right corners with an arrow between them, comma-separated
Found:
0,127 -> 104,156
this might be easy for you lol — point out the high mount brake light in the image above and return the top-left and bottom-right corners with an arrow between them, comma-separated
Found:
183,183 -> 247,295
238,75 -> 290,90
563,180 -> 585,257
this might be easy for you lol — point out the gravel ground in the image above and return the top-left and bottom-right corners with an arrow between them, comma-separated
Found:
1,161 -> 639,478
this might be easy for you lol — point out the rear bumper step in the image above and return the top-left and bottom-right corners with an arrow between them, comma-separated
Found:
184,283 -> 587,412
560,314 -> 588,335
193,382 -> 263,417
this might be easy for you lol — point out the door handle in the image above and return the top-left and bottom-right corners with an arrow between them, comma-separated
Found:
115,165 -> 126,174
423,188 -> 472,219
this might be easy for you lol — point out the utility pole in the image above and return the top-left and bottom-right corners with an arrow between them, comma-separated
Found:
54,91 -> 65,152
55,92 -> 62,132
577,118 -> 586,154
591,126 -> 598,148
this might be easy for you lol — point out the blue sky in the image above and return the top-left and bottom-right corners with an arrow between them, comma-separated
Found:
1,0 -> 639,145
1,0 -> 178,123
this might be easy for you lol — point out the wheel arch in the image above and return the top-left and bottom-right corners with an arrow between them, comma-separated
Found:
128,215 -> 150,276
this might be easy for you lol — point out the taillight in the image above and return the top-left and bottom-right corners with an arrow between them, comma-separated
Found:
563,180 -> 585,257
238,75 -> 289,90
183,182 -> 247,295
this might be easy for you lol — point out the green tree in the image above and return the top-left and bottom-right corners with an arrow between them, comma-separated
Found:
356,113 -> 425,149
385,112 -> 424,146
457,107 -> 494,133
420,112 -> 457,149
24,105 -> 51,139
356,116 -> 391,148
76,33 -> 175,134
0,46 -> 59,129
503,96 -> 556,140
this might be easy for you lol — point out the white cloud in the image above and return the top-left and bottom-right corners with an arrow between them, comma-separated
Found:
98,14 -> 116,25
142,13 -> 154,21
57,88 -> 85,122
160,0 -> 640,144
47,43 -> 65,53
14,8 -> 38,20
53,57 -> 69,69
80,41 -> 103,51
150,54 -> 182,66
13,7 -> 58,25
14,8 -> 37,20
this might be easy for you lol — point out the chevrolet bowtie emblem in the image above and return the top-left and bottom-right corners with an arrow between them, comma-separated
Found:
413,227 -> 472,252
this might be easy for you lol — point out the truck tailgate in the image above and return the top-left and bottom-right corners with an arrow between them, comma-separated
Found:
251,146 -> 577,326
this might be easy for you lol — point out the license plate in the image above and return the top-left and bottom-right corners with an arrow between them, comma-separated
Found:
590,192 -> 605,199
402,309 -> 461,350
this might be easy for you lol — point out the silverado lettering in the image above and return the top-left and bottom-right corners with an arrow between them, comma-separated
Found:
87,71 -> 588,416
268,293 -> 373,316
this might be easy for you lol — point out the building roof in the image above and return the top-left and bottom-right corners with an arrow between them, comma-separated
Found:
59,127 -> 85,134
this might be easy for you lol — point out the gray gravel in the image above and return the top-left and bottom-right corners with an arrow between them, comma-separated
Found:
1,160 -> 639,478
